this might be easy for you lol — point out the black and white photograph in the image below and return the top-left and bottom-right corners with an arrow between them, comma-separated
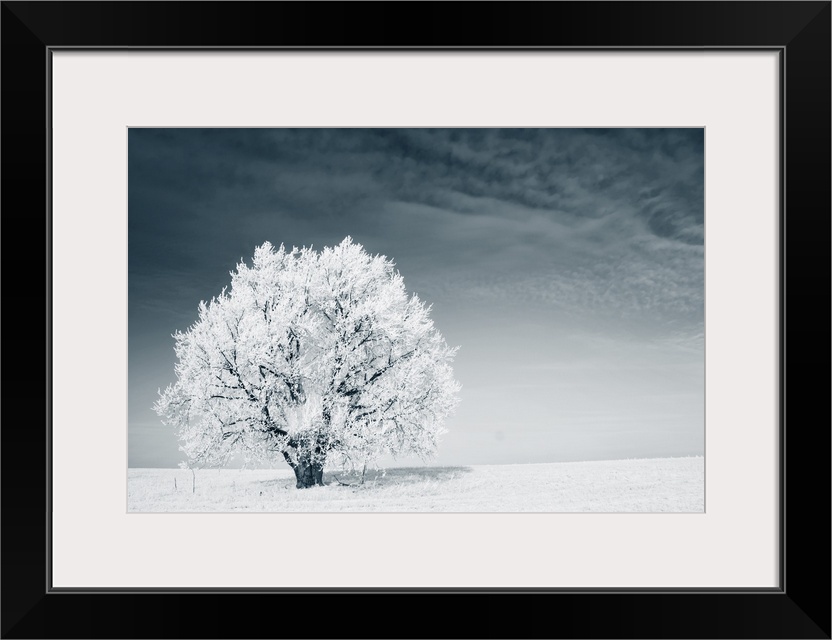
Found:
4,0 -> 825,634
128,127 -> 705,512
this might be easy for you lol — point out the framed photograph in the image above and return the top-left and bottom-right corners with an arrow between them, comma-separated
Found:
3,2 -> 829,638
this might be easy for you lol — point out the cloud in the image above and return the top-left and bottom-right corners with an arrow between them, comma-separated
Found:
129,128 -> 703,227
130,127 -> 703,331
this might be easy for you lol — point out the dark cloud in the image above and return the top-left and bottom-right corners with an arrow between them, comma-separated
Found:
129,128 -> 704,225
129,128 -> 704,315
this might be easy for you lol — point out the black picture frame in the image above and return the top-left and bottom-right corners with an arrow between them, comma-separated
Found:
2,2 -> 829,638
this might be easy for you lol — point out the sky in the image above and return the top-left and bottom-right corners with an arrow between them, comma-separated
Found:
128,128 -> 704,469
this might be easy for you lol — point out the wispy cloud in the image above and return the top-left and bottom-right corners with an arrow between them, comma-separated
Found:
130,128 -> 703,329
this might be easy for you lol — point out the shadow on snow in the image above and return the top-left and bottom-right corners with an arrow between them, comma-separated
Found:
259,465 -> 474,490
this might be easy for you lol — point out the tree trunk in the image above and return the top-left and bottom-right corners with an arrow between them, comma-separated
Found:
292,457 -> 324,489
282,440 -> 327,489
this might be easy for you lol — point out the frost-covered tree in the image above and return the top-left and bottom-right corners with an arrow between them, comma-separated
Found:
154,238 -> 461,488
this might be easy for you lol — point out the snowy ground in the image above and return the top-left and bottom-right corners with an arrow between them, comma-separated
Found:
128,456 -> 703,513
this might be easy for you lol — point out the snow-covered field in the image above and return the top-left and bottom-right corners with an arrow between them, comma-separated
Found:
128,456 -> 703,512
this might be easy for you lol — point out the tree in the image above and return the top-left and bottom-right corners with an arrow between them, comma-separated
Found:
154,237 -> 461,488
